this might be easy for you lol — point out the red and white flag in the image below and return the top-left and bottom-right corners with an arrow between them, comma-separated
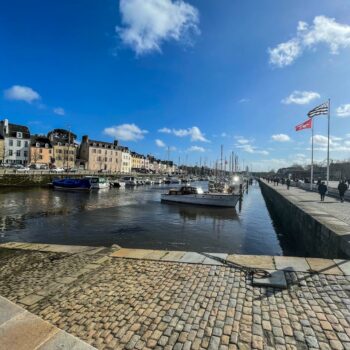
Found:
295,118 -> 312,131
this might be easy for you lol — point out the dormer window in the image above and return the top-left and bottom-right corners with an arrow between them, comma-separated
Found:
36,142 -> 40,147
17,132 -> 23,138
45,143 -> 49,148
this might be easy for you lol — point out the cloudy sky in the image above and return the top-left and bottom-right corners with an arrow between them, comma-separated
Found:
2,0 -> 350,170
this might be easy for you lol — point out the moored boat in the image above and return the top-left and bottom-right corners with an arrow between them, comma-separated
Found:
123,176 -> 137,186
84,176 -> 109,189
161,186 -> 240,208
52,178 -> 91,191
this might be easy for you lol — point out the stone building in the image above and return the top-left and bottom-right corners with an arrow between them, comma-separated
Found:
0,119 -> 30,165
119,146 -> 131,173
30,135 -> 53,167
47,129 -> 77,169
0,136 -> 4,165
79,135 -> 121,172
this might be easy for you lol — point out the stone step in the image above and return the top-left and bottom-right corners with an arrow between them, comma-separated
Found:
0,296 -> 96,350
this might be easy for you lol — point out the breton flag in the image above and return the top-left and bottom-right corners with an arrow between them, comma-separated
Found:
295,118 -> 312,131
308,102 -> 329,118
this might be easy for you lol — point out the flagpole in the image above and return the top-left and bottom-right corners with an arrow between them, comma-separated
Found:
326,98 -> 331,186
311,118 -> 314,190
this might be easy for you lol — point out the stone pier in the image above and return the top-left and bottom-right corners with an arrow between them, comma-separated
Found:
260,179 -> 350,259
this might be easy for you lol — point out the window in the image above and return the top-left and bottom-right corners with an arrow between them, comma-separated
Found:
17,140 -> 21,147
39,149 -> 43,153
104,157 -> 107,162
24,141 -> 28,147
39,155 -> 43,160
9,150 -> 13,156
92,149 -> 96,153
49,150 -> 52,154
16,132 -> 22,138
16,150 -> 20,157
97,156 -> 101,161
9,140 -> 13,146
98,150 -> 101,154
45,143 -> 48,148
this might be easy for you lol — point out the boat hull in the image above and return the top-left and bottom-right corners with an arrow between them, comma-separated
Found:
161,193 -> 240,208
52,178 -> 91,191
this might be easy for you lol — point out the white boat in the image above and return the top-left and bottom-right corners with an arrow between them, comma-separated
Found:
85,176 -> 109,189
123,176 -> 137,186
161,186 -> 240,208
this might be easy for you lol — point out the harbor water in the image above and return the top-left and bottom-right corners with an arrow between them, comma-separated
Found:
0,181 -> 303,256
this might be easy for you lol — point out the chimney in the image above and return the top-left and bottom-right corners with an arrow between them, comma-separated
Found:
82,135 -> 89,143
4,119 -> 9,135
113,140 -> 119,146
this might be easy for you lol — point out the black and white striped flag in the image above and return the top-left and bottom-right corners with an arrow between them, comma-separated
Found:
308,102 -> 329,118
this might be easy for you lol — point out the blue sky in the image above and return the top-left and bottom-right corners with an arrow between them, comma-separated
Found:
1,0 -> 350,170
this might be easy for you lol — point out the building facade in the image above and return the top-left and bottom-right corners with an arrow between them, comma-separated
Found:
119,147 -> 131,173
0,136 -> 4,165
0,119 -> 30,165
79,135 -> 121,172
48,129 -> 77,169
30,135 -> 53,167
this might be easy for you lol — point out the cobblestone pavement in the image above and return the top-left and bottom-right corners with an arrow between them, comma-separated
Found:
1,249 -> 350,350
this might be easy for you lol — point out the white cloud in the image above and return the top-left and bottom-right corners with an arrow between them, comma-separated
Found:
337,104 -> 350,118
104,123 -> 148,141
238,98 -> 250,103
158,127 -> 172,133
155,139 -> 166,147
282,91 -> 320,105
117,0 -> 199,55
271,134 -> 291,142
236,137 -> 250,145
4,85 -> 40,104
268,39 -> 301,68
172,126 -> 209,142
53,107 -> 65,116
269,16 -> 350,67
187,146 -> 205,152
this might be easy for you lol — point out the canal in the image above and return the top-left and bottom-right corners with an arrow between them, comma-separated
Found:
0,181 -> 304,256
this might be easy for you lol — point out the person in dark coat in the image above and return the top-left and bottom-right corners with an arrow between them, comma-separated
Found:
318,182 -> 327,202
338,180 -> 348,203
286,178 -> 291,190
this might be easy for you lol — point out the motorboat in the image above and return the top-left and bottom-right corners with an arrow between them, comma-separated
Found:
161,186 -> 240,208
111,180 -> 126,188
123,176 -> 137,186
84,176 -> 109,189
144,178 -> 154,185
52,178 -> 91,191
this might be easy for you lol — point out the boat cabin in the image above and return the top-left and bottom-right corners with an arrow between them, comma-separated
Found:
168,186 -> 204,195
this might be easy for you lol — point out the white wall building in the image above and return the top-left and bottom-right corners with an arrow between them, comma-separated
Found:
0,119 -> 31,165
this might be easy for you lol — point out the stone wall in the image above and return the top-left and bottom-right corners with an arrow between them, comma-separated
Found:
260,180 -> 350,259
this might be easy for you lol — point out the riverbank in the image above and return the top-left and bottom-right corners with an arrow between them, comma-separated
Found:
1,242 -> 350,349
260,179 -> 350,259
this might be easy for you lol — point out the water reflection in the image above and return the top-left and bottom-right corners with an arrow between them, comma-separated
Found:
0,182 -> 286,255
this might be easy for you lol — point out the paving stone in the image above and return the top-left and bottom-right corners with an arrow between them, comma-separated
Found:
274,256 -> 310,272
0,310 -> 58,350
334,259 -> 350,275
18,294 -> 44,306
227,254 -> 275,270
38,330 -> 96,349
307,258 -> 343,275
160,251 -> 186,262
179,252 -> 206,264
0,296 -> 25,326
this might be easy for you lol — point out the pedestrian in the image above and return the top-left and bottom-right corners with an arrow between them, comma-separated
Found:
286,178 -> 291,190
282,178 -> 285,185
338,180 -> 348,203
318,182 -> 327,202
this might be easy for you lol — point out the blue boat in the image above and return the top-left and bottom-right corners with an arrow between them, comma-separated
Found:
52,178 -> 91,191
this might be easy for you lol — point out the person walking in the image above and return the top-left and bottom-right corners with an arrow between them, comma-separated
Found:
338,180 -> 348,203
318,182 -> 327,202
286,178 -> 291,190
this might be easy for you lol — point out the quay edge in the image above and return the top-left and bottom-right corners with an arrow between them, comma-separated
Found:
259,179 -> 350,259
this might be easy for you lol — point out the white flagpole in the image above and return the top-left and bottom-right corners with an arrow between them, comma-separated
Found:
311,118 -> 314,190
326,98 -> 331,186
